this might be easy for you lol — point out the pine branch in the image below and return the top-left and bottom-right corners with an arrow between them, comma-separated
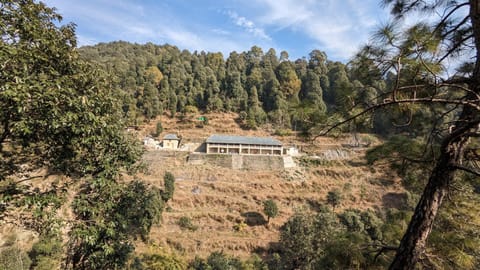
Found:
437,33 -> 474,63
314,96 -> 480,139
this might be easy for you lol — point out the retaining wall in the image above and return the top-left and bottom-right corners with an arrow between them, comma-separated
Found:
188,153 -> 286,170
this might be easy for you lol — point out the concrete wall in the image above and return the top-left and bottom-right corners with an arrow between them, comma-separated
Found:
188,153 -> 286,170
163,139 -> 179,149
241,155 -> 284,170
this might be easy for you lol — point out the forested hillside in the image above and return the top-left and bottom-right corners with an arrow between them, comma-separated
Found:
79,42 -> 393,135
1,0 -> 480,269
78,40 -> 479,269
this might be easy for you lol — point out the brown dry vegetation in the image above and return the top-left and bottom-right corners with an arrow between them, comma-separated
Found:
134,113 -> 406,260
0,112 -> 406,262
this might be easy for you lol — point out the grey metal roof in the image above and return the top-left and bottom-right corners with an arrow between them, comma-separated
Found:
206,134 -> 282,146
164,134 -> 180,140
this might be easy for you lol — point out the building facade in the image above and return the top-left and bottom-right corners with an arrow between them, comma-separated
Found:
163,134 -> 180,149
205,134 -> 283,155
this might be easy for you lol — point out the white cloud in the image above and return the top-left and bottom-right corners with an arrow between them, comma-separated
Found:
227,11 -> 271,40
252,0 -> 388,60
45,0 -> 271,54
43,0 -> 389,61
76,34 -> 98,47
211,28 -> 231,36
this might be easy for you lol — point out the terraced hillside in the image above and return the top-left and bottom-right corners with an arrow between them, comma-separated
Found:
135,113 -> 406,260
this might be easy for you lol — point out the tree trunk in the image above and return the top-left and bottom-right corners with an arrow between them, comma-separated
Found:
389,131 -> 467,269
390,1 -> 480,268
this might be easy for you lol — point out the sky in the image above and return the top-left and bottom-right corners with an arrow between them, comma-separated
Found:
43,0 -> 390,62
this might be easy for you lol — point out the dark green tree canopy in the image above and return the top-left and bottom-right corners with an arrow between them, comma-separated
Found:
340,1 -> 480,269
0,0 -> 141,180
0,2 -> 163,269
263,199 -> 279,223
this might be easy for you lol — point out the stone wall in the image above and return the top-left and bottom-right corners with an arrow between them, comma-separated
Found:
241,155 -> 284,170
188,153 -> 286,170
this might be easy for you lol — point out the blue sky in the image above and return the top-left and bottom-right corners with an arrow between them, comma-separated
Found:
43,0 -> 390,62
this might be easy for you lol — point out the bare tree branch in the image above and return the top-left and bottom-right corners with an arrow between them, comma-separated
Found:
452,164 -> 480,176
432,2 -> 470,35
437,33 -> 474,63
314,96 -> 480,139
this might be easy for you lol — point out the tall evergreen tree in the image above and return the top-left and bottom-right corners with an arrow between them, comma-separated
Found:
345,1 -> 480,268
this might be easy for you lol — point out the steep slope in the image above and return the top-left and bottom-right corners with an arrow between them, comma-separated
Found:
135,113 -> 406,260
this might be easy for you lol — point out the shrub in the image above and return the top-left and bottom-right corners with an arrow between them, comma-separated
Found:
184,105 -> 199,114
263,199 -> 279,223
339,210 -> 365,232
233,221 -> 247,232
273,128 -> 292,136
152,121 -> 163,137
162,172 -> 175,202
29,234 -> 63,270
131,250 -> 187,270
0,246 -> 31,270
177,216 -> 198,231
327,189 -> 343,210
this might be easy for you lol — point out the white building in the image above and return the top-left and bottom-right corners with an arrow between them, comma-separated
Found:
163,134 -> 180,149
205,134 -> 283,155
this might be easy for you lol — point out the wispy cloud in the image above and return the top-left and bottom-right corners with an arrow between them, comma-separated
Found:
76,34 -> 98,47
44,0 -> 389,61
211,28 -> 231,36
251,0 -> 388,60
227,11 -> 271,40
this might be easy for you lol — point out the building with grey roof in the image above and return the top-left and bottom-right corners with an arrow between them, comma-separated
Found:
205,134 -> 283,155
163,134 -> 180,149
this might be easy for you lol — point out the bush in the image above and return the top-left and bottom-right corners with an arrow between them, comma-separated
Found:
29,234 -> 63,270
184,105 -> 199,114
162,172 -> 175,202
327,188 -> 343,210
339,210 -> 365,232
275,208 -> 339,269
190,252 -> 266,269
177,216 -> 198,231
152,121 -> 163,137
273,128 -> 292,136
239,111 -> 247,121
263,199 -> 279,223
133,251 -> 186,270
0,246 -> 31,270
233,221 -> 247,232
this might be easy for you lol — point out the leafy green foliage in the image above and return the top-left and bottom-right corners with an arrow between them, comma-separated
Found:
0,0 -> 142,180
338,209 -> 384,241
70,180 -> 164,269
270,206 -> 405,269
130,250 -> 187,270
0,245 -> 31,270
78,41 -> 375,131
326,188 -> 342,209
162,171 -> 175,202
29,234 -> 63,270
0,2 -> 162,269
318,232 -> 370,269
262,199 -> 279,223
190,251 -> 244,270
274,207 -> 339,269
177,216 -> 198,231
339,210 -> 365,232
153,121 -> 163,137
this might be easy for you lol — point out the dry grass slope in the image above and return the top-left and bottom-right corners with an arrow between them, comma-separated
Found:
136,113 -> 405,260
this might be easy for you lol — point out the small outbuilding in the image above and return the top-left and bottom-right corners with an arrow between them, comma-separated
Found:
163,134 -> 180,149
205,134 -> 283,155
